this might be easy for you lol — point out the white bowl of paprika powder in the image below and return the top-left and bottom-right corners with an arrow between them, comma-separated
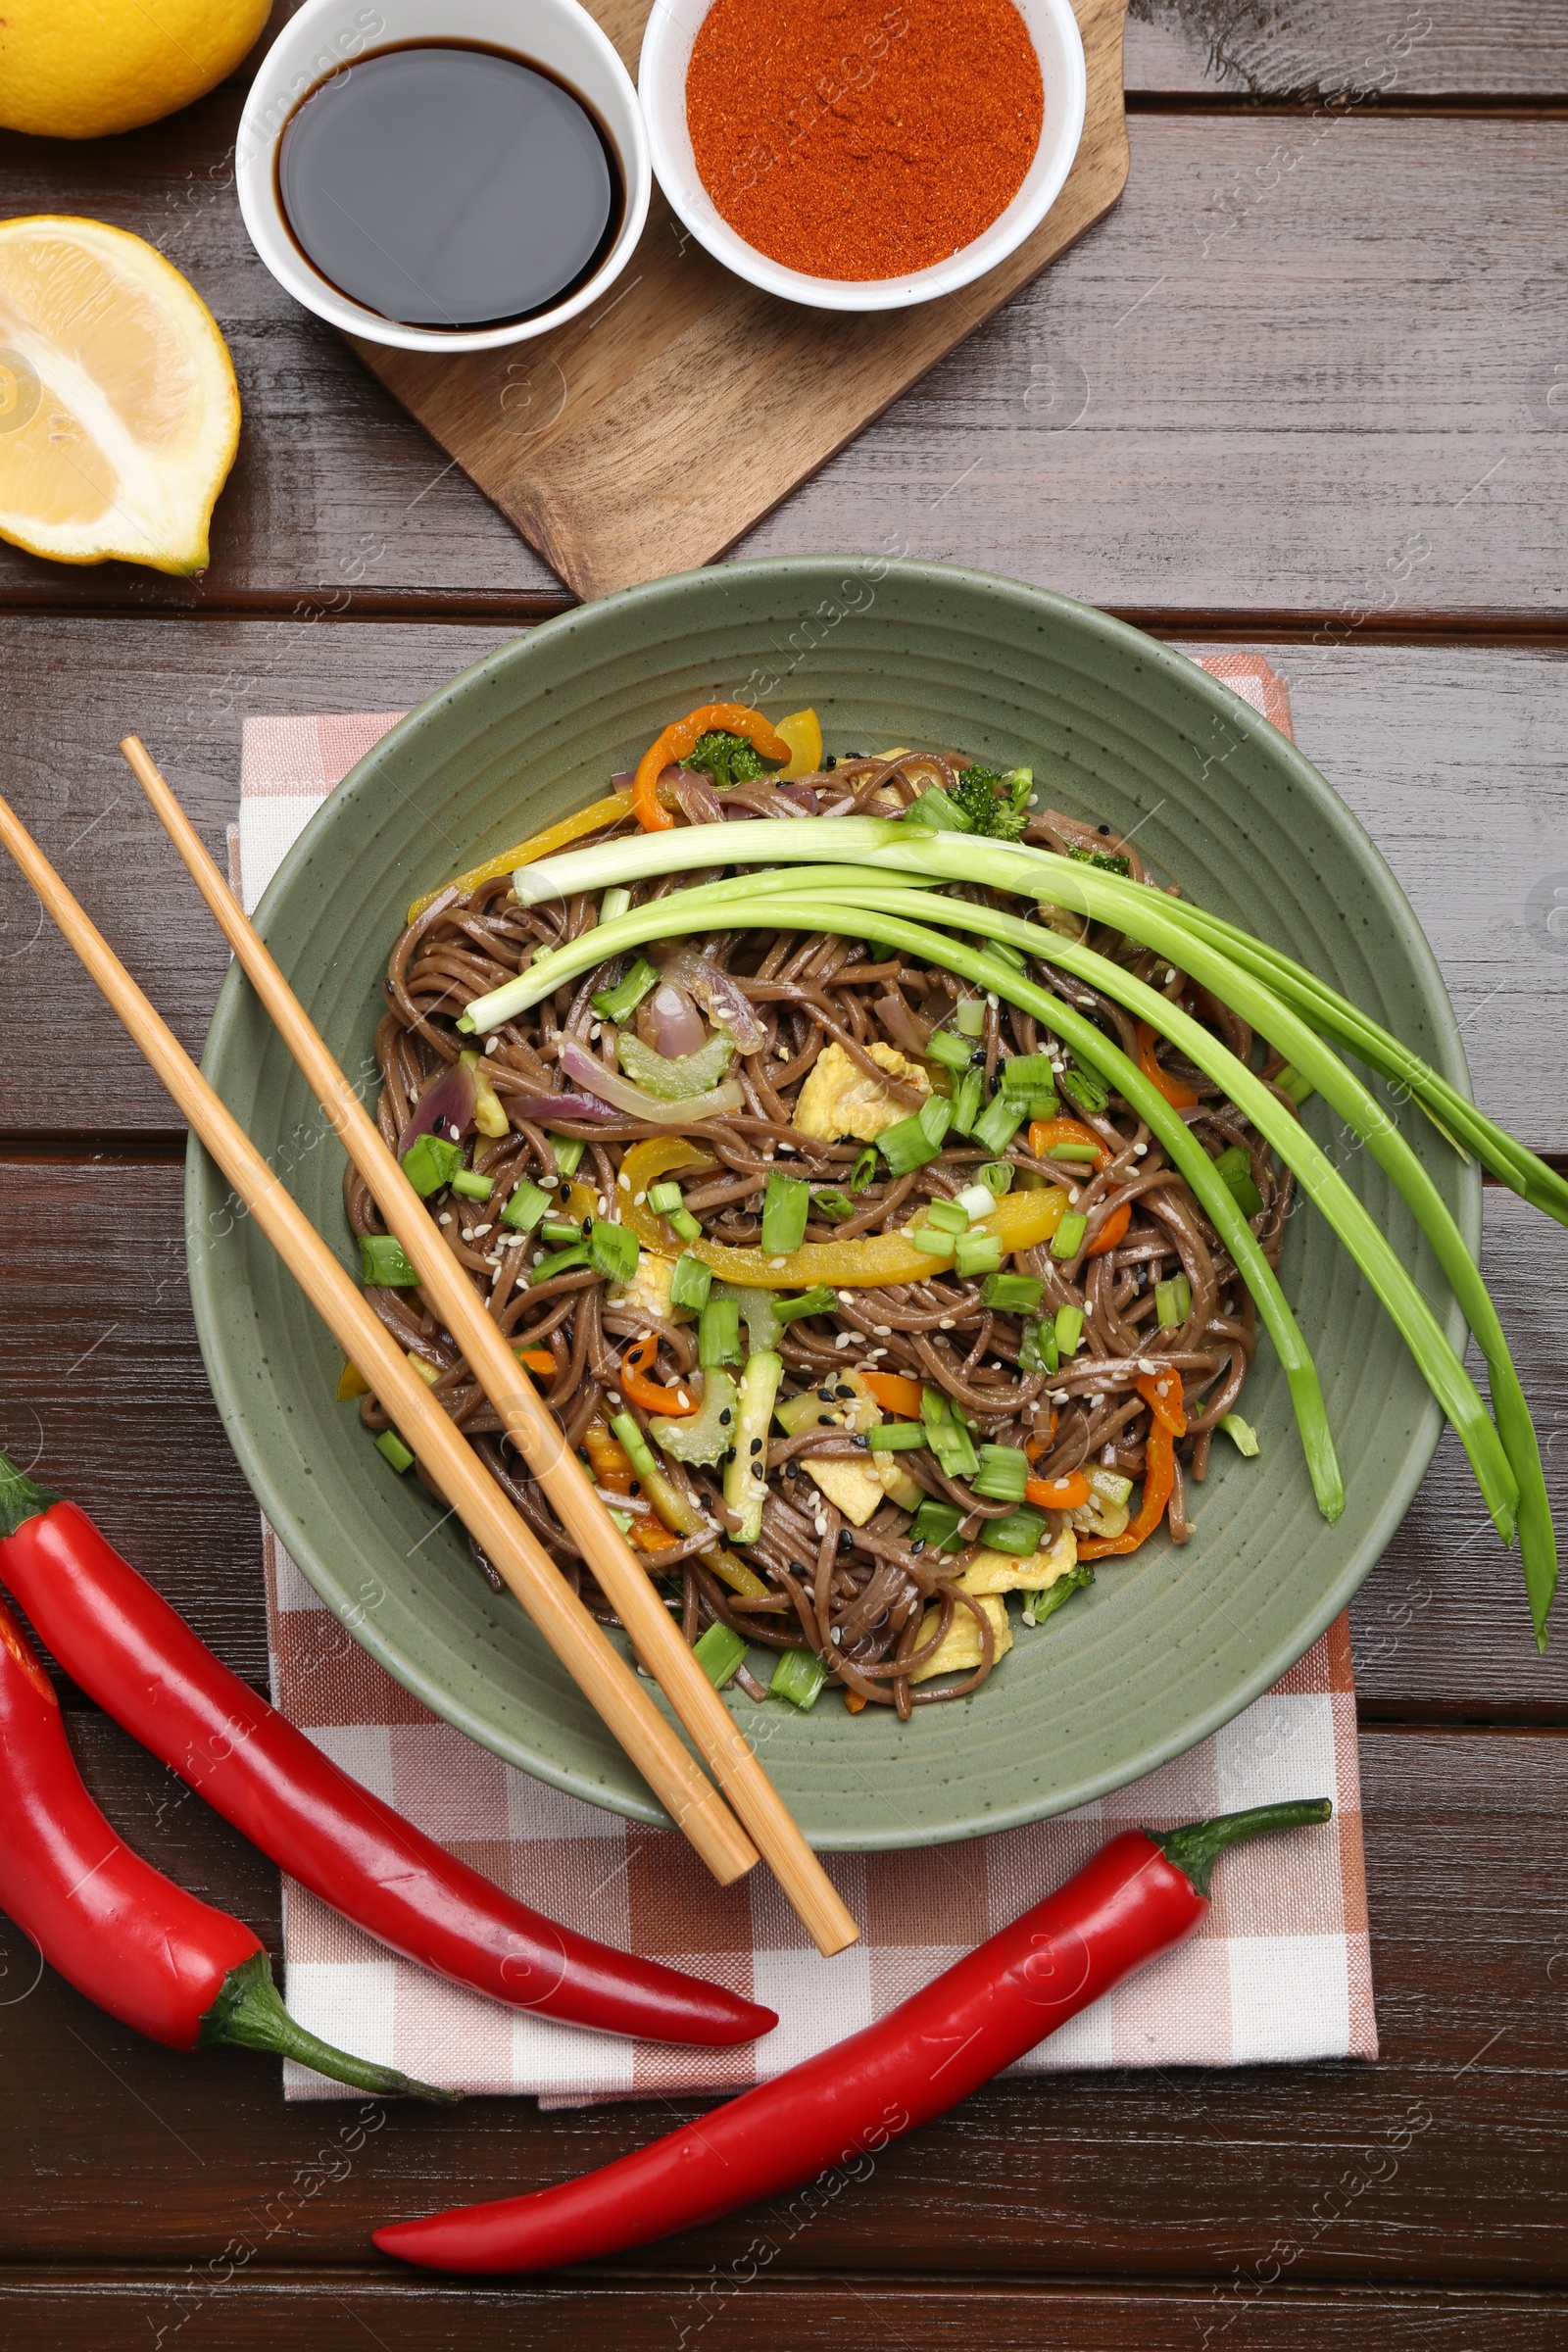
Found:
639,0 -> 1086,313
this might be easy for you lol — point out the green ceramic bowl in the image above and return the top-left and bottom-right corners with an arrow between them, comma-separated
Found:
189,559 -> 1476,1848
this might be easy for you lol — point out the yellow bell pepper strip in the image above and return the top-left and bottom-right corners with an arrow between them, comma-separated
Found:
632,705 -> 793,833
336,1359 -> 370,1400
623,1142 -> 1071,1288
1078,1414 -> 1177,1560
774,710 -> 823,781
583,1417 -> 637,1494
619,1333 -> 697,1417
407,792 -> 637,923
1137,1368 -> 1189,1439
1136,1020 -> 1199,1111
860,1370 -> 924,1418
1026,1470 -> 1091,1511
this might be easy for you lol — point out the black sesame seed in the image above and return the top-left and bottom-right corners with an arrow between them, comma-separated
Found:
750,1437 -> 762,1455
1097,822 -> 1110,836
628,1480 -> 640,1495
718,1408 -> 732,1425
783,1461 -> 799,1478
791,1561 -> 808,1576
822,755 -> 837,771
835,1383 -> 854,1398
839,1529 -> 854,1548
815,1388 -> 834,1402
910,1538 -> 926,1554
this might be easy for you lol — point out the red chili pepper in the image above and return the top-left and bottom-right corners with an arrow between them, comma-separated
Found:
0,1589 -> 455,2098
373,1798 -> 1332,2273
0,1452 -> 775,2050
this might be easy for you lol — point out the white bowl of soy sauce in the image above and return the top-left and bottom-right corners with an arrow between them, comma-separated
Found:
237,0 -> 651,352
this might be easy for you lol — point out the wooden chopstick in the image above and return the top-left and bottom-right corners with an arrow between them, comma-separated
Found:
122,738 -> 860,1960
0,784 -> 760,1890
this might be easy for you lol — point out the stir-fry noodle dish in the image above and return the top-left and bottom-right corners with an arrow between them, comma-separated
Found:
344,700 -> 1564,1718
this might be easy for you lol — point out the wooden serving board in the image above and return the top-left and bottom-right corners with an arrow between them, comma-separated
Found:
351,0 -> 1130,600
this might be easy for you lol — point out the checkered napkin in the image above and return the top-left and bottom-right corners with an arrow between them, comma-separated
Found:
236,655 -> 1377,2101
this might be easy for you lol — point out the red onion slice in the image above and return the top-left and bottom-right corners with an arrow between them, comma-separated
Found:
503,1089 -> 619,1124
397,1059 -> 478,1154
658,944 -> 767,1054
874,995 -> 933,1056
637,979 -> 708,1060
560,1038 -> 743,1126
668,769 -> 725,827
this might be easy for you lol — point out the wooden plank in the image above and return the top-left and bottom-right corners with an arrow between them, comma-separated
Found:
0,113 -> 1564,618
1123,0 -> 1568,99
0,622 -> 1561,1148
1,1155 -> 1562,1729
0,2273 -> 1562,2351
0,1723 -> 1564,2279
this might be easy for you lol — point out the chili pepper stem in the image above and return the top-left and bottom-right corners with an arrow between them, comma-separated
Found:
0,1446 -> 57,1539
200,1952 -> 462,2104
1147,1798 -> 1334,1898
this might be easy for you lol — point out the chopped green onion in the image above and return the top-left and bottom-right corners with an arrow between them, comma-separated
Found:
609,1412 -> 660,1483
921,1386 -> 978,1479
540,1218 -> 583,1244
809,1187 -> 857,1222
761,1172 -> 810,1254
1051,1210 -> 1089,1260
868,1422 -> 928,1451
1022,1562 -> 1094,1626
1054,1303 -> 1085,1355
919,1094 -> 954,1148
772,1285 -> 839,1324
450,1168 -> 493,1200
978,1160 -> 1014,1197
770,1647 -> 827,1710
668,1205 -> 704,1243
981,1505 -> 1050,1555
1155,1273 -> 1193,1330
909,1225 -> 956,1255
1001,1053 -> 1057,1097
1019,1317 -> 1058,1374
926,1028 -> 976,1071
375,1430 -> 415,1474
972,1444 -> 1028,1502
1220,1412 -> 1260,1457
501,1178 -> 552,1234
1022,1093 -> 1060,1120
904,785 -> 966,833
850,1147 -> 878,1192
699,1296 -> 744,1367
590,958 -> 659,1023
923,1196 -> 969,1234
908,1498 -> 967,1551
693,1621 -> 748,1690
955,1183 -> 997,1221
1046,1144 -> 1101,1165
950,1066 -> 985,1137
955,1229 -> 1004,1277
548,1133 -> 586,1176
1059,1064 -> 1110,1117
601,887 -> 632,923
879,1111 -> 942,1175
669,1252 -> 713,1313
400,1133 -> 462,1198
589,1220 -> 639,1283
1275,1064 -> 1315,1105
530,1242 -> 590,1284
1213,1145 -> 1264,1218
647,1180 -> 684,1214
360,1235 -> 419,1288
955,997 -> 986,1038
980,1272 -> 1045,1314
971,1092 -> 1026,1156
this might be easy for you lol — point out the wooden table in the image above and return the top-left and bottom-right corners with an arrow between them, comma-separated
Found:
2,5 -> 1565,2343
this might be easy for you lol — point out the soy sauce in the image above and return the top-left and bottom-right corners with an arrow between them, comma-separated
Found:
277,42 -> 622,331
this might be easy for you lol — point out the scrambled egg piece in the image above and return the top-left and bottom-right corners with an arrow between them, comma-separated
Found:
792,1041 -> 931,1143
801,1454 -> 885,1527
609,1250 -> 690,1324
909,1592 -> 1012,1683
962,1524 -> 1079,1596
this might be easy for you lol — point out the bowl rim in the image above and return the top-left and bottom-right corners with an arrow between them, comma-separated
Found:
636,0 -> 1088,312
190,557 -> 1478,1848
235,0 -> 652,353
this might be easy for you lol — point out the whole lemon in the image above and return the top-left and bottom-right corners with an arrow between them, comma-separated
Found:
0,0 -> 271,140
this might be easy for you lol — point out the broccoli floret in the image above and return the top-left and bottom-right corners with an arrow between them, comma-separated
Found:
950,763 -> 1033,841
688,730 -> 768,790
1066,841 -> 1132,876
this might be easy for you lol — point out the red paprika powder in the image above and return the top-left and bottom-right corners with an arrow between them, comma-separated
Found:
686,0 -> 1045,282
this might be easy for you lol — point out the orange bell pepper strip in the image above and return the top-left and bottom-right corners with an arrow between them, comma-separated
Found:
618,1332 -> 698,1416
1024,1415 -> 1058,1462
1084,1199 -> 1132,1259
515,1347 -> 557,1377
860,1370 -> 924,1418
583,1417 -> 637,1494
1078,1412 -> 1177,1559
1025,1471 -> 1092,1511
1136,1020 -> 1199,1110
1137,1368 -> 1189,1438
632,704 -> 793,832
1028,1115 -> 1108,1167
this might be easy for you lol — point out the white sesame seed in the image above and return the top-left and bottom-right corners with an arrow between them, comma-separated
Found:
617,1170 -> 631,1190
484,1036 -> 499,1054
590,1023 -> 602,1042
1052,1388 -> 1069,1404
837,1290 -> 854,1304
835,1332 -> 853,1348
873,1324 -> 892,1337
1138,1356 -> 1158,1376
939,1317 -> 956,1331
866,1348 -> 886,1359
769,1256 -> 788,1269
1156,1378 -> 1170,1396
598,1196 -> 610,1215
633,1190 -> 647,1205
778,1140 -> 796,1152
830,1627 -> 842,1644
438,1212 -> 452,1227
470,1223 -> 492,1238
1133,1143 -> 1148,1157
607,1391 -> 621,1407
1164,968 -> 1178,986
1067,1187 -> 1080,1204
675,1392 -> 691,1409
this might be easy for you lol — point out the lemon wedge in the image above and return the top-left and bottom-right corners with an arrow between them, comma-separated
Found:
0,217 -> 240,575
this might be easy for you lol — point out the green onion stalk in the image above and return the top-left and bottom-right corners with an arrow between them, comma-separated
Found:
466,823 -> 1556,1635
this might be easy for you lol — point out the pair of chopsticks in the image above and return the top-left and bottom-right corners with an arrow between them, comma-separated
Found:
0,746 -> 857,1959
